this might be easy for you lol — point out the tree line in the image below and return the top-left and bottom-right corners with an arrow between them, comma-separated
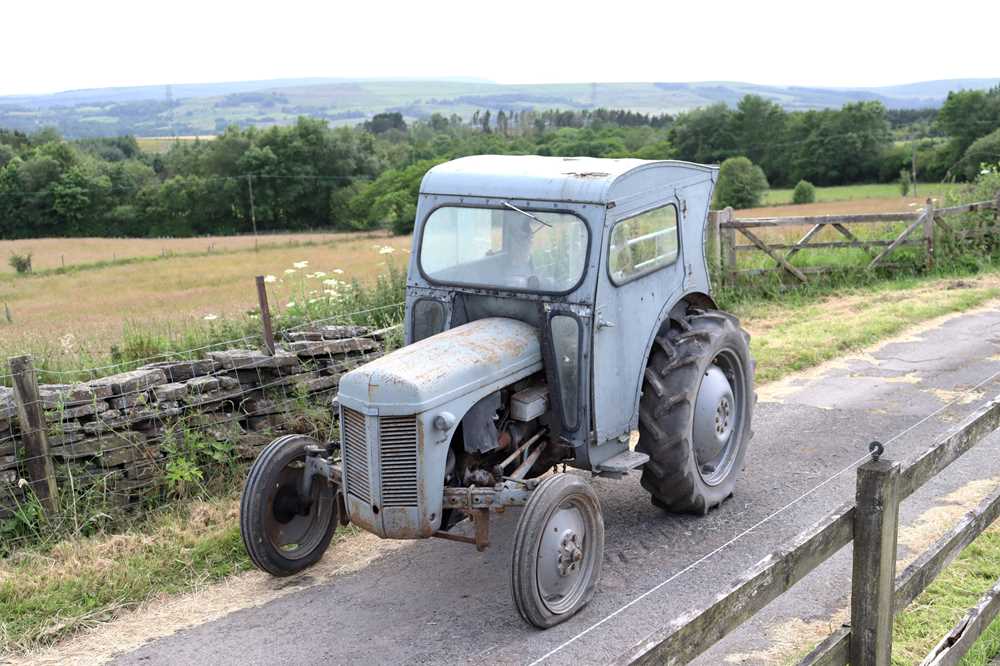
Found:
0,89 -> 997,239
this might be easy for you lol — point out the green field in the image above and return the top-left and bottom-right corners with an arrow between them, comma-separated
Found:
762,182 -> 962,205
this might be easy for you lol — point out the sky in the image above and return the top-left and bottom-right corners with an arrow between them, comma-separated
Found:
2,0 -> 997,96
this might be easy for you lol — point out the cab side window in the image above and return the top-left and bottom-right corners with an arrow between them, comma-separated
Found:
608,204 -> 679,285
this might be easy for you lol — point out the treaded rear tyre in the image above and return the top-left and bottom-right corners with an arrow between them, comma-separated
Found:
637,308 -> 754,514
240,435 -> 338,576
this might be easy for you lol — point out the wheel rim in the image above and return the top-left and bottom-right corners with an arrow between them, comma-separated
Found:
692,349 -> 746,486
535,496 -> 597,615
261,458 -> 334,560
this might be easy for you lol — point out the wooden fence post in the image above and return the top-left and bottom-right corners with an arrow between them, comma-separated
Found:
924,198 -> 935,271
723,207 -> 736,286
255,275 -> 276,356
993,192 -> 1000,250
710,210 -> 722,281
9,355 -> 59,514
851,457 -> 901,666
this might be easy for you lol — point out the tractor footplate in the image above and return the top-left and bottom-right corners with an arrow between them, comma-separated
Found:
595,450 -> 650,477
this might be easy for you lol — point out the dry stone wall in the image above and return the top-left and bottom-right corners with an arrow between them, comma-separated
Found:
0,326 -> 383,521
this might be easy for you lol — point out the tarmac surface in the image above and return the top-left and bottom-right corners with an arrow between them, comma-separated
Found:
112,303 -> 1000,665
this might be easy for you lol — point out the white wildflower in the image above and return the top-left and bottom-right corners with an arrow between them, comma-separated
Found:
203,314 -> 218,321
284,268 -> 297,275
263,274 -> 277,283
287,301 -> 296,308
323,278 -> 340,287
378,246 -> 396,255
312,271 -> 326,278
18,478 -> 29,489
308,298 -> 319,304
333,268 -> 344,274
293,260 -> 309,269
60,333 -> 76,354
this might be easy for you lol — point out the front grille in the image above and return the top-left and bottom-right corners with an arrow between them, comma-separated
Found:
341,407 -> 371,503
379,415 -> 419,507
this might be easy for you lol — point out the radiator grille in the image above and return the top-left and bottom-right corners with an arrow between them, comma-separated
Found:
340,407 -> 371,503
379,415 -> 419,507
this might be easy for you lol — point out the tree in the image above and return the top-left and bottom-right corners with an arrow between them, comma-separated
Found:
363,112 -> 407,134
937,88 -> 1000,165
732,95 -> 787,184
714,157 -> 769,209
668,103 -> 737,165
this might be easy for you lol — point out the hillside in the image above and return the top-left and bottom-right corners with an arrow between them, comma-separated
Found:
0,77 -> 997,139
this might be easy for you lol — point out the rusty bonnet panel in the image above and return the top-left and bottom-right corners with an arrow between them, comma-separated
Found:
337,317 -> 543,416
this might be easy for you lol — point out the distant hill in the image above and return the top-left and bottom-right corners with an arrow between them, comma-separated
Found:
1,77 -> 996,139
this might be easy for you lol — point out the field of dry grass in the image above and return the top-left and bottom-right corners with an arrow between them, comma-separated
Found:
0,233 -> 410,363
735,194 -> 939,219
0,232 -> 381,274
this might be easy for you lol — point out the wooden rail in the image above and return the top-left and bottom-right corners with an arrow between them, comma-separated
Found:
619,398 -> 1000,666
711,193 -> 1000,284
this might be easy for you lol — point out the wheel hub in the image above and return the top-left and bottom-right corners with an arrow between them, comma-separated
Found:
556,530 -> 584,576
693,365 -> 735,469
536,504 -> 588,608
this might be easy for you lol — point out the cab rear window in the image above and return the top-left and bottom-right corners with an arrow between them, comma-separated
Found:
608,204 -> 679,284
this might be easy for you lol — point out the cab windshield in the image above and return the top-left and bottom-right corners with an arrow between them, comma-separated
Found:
419,206 -> 588,293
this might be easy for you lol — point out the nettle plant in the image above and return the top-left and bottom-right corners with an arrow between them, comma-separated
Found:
938,163 -> 1000,265
161,421 -> 239,498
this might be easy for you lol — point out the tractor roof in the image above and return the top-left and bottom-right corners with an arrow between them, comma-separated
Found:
420,155 -> 717,206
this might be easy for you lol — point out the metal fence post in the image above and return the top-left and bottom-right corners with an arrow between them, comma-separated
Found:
9,355 -> 59,514
851,456 -> 901,666
255,275 -> 276,356
924,197 -> 935,271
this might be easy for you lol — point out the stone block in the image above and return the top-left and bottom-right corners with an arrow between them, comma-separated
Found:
90,368 -> 166,397
140,359 -> 217,382
153,382 -> 188,401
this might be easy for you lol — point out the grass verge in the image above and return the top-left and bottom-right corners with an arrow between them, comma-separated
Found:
0,493 -> 249,654
727,272 -> 1000,383
893,525 -> 1000,665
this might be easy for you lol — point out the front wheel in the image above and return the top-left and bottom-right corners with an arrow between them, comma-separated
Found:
240,435 -> 339,576
511,473 -> 604,628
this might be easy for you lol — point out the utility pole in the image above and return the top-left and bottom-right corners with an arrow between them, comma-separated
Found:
247,174 -> 258,251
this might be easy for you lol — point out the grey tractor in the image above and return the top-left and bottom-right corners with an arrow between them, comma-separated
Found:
240,155 -> 754,628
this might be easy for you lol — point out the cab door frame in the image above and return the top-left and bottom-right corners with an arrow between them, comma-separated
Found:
589,195 -> 686,459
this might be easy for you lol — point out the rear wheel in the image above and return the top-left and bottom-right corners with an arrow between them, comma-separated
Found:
240,435 -> 338,576
637,308 -> 754,514
511,473 -> 604,628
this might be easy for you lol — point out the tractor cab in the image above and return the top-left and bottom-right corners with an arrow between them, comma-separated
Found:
405,155 -> 719,465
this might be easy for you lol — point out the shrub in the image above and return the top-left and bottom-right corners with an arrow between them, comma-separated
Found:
899,169 -> 912,197
792,180 -> 816,204
713,157 -> 769,209
8,251 -> 32,274
960,129 -> 1000,181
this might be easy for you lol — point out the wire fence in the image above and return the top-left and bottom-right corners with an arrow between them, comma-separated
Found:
0,297 -> 405,554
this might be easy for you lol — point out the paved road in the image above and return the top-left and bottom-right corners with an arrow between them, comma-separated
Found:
114,303 -> 1000,666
